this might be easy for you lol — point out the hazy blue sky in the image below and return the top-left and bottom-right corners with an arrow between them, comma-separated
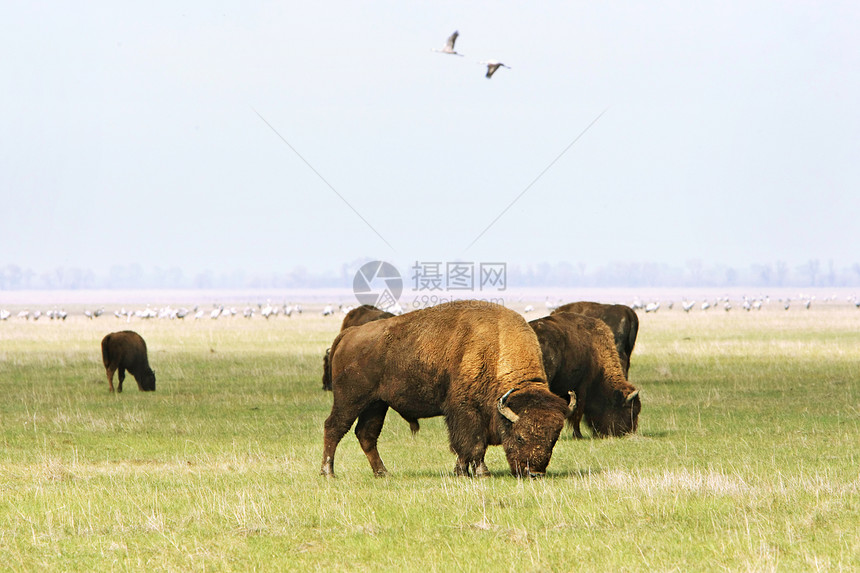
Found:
2,2 -> 858,276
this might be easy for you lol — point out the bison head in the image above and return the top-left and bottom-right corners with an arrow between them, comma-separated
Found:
587,388 -> 640,437
138,369 -> 156,392
497,388 -> 568,477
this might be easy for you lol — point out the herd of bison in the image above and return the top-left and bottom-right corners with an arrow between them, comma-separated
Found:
101,299 -> 642,478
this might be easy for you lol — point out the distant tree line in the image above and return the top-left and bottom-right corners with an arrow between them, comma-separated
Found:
509,259 -> 860,289
1,260 -> 859,290
0,264 -> 348,290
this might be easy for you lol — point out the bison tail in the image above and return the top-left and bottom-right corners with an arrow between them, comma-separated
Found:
101,334 -> 112,367
627,309 -> 640,353
321,347 -> 332,391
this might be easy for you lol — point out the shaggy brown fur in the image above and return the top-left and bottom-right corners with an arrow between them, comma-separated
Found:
322,304 -> 419,433
101,331 -> 156,393
552,301 -> 639,376
321,300 -> 569,478
530,313 -> 640,438
322,305 -> 395,391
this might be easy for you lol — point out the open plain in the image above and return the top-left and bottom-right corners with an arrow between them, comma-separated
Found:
1,292 -> 858,571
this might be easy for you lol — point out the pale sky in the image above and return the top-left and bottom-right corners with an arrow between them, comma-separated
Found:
2,1 -> 858,276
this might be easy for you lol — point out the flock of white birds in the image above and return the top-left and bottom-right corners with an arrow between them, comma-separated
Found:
2,294 -> 860,324
0,302 -> 303,323
432,30 -> 511,79
529,294 -> 860,315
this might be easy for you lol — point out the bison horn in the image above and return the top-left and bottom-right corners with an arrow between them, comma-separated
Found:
498,389 -> 520,424
626,389 -> 640,404
568,391 -> 576,415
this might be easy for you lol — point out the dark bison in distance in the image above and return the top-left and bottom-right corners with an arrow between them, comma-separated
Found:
322,305 -> 395,392
321,300 -> 570,478
101,330 -> 156,393
530,312 -> 640,438
552,301 -> 639,376
340,304 -> 395,330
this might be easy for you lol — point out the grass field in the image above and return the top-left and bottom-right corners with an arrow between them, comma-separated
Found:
1,296 -> 858,571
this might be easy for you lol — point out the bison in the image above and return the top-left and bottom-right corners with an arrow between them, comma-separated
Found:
321,300 -> 570,478
101,331 -> 156,393
552,301 -> 639,376
340,304 -> 395,330
530,312 -> 640,438
322,305 -> 395,391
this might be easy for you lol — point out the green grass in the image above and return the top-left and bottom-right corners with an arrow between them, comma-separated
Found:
1,303 -> 858,571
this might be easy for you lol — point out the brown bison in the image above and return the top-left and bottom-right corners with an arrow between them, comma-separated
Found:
340,304 -> 395,330
321,300 -> 570,478
530,312 -> 640,438
552,301 -> 639,376
322,305 -> 395,391
101,330 -> 156,393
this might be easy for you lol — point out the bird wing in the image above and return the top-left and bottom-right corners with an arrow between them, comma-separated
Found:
445,30 -> 459,51
486,63 -> 499,78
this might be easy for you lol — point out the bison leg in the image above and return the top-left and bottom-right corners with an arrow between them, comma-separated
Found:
321,415 -> 351,477
454,459 -> 469,476
321,397 -> 373,477
474,460 -> 491,477
454,454 -> 491,477
620,352 -> 630,378
454,457 -> 490,477
117,368 -> 126,393
354,400 -> 389,477
446,409 -> 489,477
571,405 -> 584,439
105,366 -> 116,393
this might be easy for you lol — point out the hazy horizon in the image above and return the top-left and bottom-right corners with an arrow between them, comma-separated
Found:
2,256 -> 858,291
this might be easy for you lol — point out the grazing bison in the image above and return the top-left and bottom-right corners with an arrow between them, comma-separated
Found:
552,301 -> 639,376
101,331 -> 156,393
322,305 -> 395,391
530,313 -> 640,438
321,300 -> 570,478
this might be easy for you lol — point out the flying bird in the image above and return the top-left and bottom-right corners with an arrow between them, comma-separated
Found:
480,60 -> 510,78
433,30 -> 463,56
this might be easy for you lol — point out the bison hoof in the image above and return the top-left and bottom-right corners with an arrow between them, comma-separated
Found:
320,460 -> 335,477
374,469 -> 388,478
474,462 -> 491,478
